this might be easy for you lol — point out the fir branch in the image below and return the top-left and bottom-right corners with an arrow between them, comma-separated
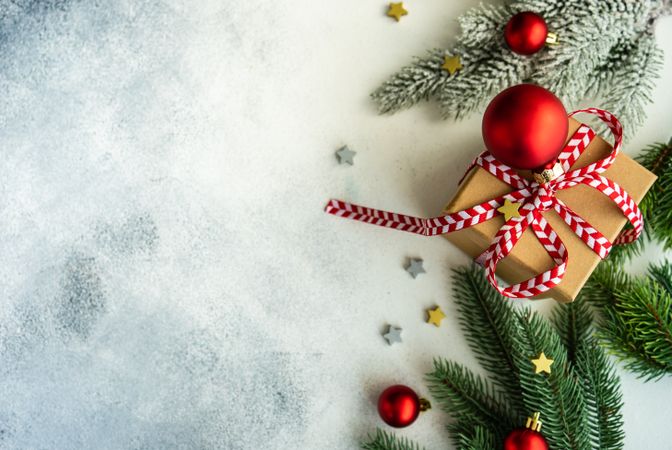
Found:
531,13 -> 619,106
574,341 -> 625,450
551,299 -> 593,365
514,309 -> 592,450
371,0 -> 668,137
637,138 -> 672,250
581,261 -> 632,309
427,358 -> 515,441
622,281 -> 672,370
451,423 -> 497,450
371,49 -> 446,115
371,4 -> 518,117
436,4 -> 527,119
598,33 -> 663,141
457,4 -> 514,49
584,263 -> 672,380
436,45 -> 527,120
649,261 -> 672,295
451,265 -> 525,419
361,265 -> 629,449
361,429 -> 424,450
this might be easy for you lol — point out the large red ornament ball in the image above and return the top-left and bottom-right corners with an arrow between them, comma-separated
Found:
377,385 -> 421,428
504,11 -> 548,55
503,428 -> 549,450
482,84 -> 568,170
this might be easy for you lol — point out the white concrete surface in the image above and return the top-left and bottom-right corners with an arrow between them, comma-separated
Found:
0,1 -> 671,448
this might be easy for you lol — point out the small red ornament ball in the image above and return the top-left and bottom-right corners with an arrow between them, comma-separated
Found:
377,385 -> 421,428
482,84 -> 568,170
503,428 -> 549,450
504,11 -> 548,55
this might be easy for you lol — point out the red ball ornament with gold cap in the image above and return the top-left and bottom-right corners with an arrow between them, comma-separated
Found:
377,384 -> 431,428
482,84 -> 568,173
504,412 -> 549,450
504,11 -> 558,55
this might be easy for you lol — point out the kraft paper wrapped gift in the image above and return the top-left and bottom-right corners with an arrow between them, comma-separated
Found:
442,117 -> 657,303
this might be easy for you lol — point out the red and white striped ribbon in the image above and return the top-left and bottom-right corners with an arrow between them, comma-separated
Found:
325,108 -> 643,299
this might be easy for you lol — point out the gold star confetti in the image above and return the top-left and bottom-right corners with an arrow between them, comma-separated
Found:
531,352 -> 554,374
441,55 -> 462,75
387,2 -> 408,22
427,306 -> 446,327
497,199 -> 521,222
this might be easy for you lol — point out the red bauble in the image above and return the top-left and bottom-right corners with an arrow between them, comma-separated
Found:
377,385 -> 421,428
504,12 -> 548,55
503,428 -> 549,450
482,84 -> 568,170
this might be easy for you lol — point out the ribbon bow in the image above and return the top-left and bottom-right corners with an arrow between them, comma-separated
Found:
325,108 -> 643,298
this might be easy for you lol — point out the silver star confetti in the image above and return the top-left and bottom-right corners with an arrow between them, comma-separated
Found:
383,325 -> 402,345
335,145 -> 356,165
405,258 -> 425,279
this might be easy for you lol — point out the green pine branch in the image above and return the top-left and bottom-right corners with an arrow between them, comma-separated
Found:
426,359 -> 515,443
637,138 -> 672,250
649,261 -> 672,294
514,309 -> 592,450
361,425 -> 496,450
362,265 -> 625,450
583,262 -> 672,380
551,299 -> 593,365
451,424 -> 496,450
361,429 -> 425,450
574,341 -> 625,450
451,266 -> 525,419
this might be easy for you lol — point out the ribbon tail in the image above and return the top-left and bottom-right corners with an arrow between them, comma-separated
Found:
325,191 -> 533,238
324,199 -> 431,235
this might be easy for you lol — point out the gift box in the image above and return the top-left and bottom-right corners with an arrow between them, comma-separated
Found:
442,117 -> 657,303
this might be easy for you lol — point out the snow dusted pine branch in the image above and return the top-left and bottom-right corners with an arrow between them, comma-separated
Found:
372,0 -> 668,139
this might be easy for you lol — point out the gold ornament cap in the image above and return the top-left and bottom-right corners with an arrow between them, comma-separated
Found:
545,32 -> 559,46
533,162 -> 564,184
526,412 -> 543,432
419,397 -> 432,412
